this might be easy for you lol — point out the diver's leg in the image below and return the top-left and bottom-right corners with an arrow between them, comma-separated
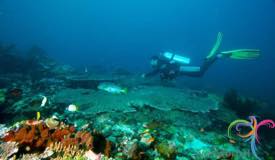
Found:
179,32 -> 223,77
179,56 -> 218,77
179,66 -> 202,77
199,56 -> 218,75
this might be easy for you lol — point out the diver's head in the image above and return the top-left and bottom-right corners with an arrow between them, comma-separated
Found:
150,56 -> 159,67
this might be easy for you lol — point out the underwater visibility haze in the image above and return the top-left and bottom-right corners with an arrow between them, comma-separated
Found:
0,0 -> 275,159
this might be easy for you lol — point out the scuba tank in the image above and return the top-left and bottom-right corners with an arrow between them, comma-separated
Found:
161,51 -> 191,65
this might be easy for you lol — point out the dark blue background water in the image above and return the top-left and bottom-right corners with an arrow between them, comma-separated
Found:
0,0 -> 275,105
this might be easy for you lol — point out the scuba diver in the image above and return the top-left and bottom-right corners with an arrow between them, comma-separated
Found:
142,32 -> 260,80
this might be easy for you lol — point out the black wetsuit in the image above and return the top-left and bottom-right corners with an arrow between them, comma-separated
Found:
144,58 -> 180,80
144,56 -> 218,80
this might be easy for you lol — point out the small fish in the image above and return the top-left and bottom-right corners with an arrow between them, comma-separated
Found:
146,137 -> 155,143
229,139 -> 236,144
66,104 -> 78,112
97,82 -> 127,94
40,96 -> 47,107
45,115 -> 60,129
81,123 -> 89,130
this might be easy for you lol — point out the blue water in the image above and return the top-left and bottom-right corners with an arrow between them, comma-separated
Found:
0,0 -> 275,105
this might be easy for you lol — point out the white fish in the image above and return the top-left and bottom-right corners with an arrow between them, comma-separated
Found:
97,82 -> 127,94
66,104 -> 78,112
40,96 -> 47,107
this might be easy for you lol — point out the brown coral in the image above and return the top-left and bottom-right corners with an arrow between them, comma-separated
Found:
1,119 -> 111,159
2,121 -> 93,150
75,131 -> 94,149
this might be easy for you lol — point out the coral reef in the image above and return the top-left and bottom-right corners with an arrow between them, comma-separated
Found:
1,118 -> 111,159
0,97 -> 263,160
89,105 -> 258,160
2,41 -> 274,160
1,44 -> 273,159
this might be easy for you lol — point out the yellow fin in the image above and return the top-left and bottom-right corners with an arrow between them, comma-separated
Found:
206,32 -> 223,59
122,88 -> 128,94
37,111 -> 41,120
221,49 -> 260,60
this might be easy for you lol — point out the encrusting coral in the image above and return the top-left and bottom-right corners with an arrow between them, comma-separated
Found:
3,121 -> 68,149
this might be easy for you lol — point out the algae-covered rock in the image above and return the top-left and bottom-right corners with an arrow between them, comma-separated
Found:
156,141 -> 177,159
